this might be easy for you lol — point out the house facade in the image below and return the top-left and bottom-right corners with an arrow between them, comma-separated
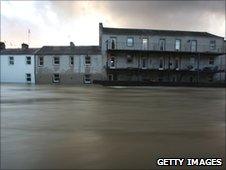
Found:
35,43 -> 104,84
0,43 -> 39,84
99,23 -> 225,83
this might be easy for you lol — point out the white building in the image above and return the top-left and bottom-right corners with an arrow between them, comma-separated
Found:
0,43 -> 39,84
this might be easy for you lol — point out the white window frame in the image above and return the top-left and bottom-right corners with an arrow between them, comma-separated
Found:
84,74 -> 91,84
175,39 -> 181,51
52,73 -> 60,83
127,37 -> 134,47
26,73 -> 31,83
26,56 -> 31,65
39,56 -> 44,66
85,55 -> 91,66
9,56 -> 14,65
53,56 -> 60,65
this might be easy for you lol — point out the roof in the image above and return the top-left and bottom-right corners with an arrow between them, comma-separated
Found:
35,46 -> 101,55
101,26 -> 223,38
0,48 -> 40,55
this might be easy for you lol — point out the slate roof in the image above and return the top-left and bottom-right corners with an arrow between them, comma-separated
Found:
35,46 -> 101,55
101,26 -> 223,38
0,48 -> 40,55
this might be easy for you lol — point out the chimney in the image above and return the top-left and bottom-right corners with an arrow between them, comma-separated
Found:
0,42 -> 6,51
70,42 -> 75,47
21,43 -> 29,50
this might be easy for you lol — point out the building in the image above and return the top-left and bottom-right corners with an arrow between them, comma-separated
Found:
35,43 -> 104,84
0,43 -> 39,84
99,23 -> 225,84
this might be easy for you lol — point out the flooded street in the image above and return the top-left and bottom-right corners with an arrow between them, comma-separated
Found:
1,84 -> 225,169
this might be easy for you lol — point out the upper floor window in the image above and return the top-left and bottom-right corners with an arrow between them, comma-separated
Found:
53,56 -> 60,65
110,37 -> 117,49
191,40 -> 197,52
142,38 -> 148,50
210,40 -> 216,50
70,56 -> 74,65
26,73 -> 31,83
39,56 -> 44,66
26,56 -> 31,65
175,39 -> 181,51
85,55 -> 91,65
209,57 -> 214,65
127,37 -> 134,47
159,39 -> 166,51
9,56 -> 14,65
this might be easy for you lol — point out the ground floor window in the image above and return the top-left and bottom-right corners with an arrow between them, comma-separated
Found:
26,73 -> 31,83
52,73 -> 60,83
108,74 -> 114,81
141,58 -> 147,69
159,58 -> 164,70
84,74 -> 91,84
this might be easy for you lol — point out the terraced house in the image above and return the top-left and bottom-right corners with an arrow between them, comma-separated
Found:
99,23 -> 225,84
35,42 -> 104,84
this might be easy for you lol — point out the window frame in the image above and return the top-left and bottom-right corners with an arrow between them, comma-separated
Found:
175,39 -> 181,51
85,55 -> 91,66
210,40 -> 216,50
159,58 -> 164,70
142,38 -> 148,50
53,56 -> 60,65
52,73 -> 60,83
84,74 -> 91,84
159,39 -> 166,51
70,56 -> 74,65
38,56 -> 44,66
26,73 -> 31,83
141,57 -> 147,69
209,56 -> 214,65
26,56 -> 31,65
191,40 -> 197,52
9,56 -> 14,65
126,37 -> 134,47
109,57 -> 115,68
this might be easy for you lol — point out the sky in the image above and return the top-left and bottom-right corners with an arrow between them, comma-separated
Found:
1,0 -> 225,48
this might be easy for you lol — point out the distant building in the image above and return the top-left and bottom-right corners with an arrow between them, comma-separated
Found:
99,23 -> 225,83
35,43 -> 104,84
0,43 -> 39,84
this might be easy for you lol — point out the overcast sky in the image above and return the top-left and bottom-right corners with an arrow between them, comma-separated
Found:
1,0 -> 225,48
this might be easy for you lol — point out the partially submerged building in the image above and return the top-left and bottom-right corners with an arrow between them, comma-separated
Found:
99,23 -> 225,83
0,43 -> 39,84
35,43 -> 104,84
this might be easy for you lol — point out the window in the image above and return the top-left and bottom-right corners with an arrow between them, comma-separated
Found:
85,55 -> 91,65
26,73 -> 31,83
159,58 -> 164,70
110,37 -> 117,49
127,37 -> 134,47
54,56 -> 60,65
191,40 -> 197,52
141,58 -> 147,69
70,56 -> 74,65
209,57 -> 214,65
9,56 -> 14,65
210,40 -> 216,50
126,54 -> 133,63
109,57 -> 115,68
175,39 -> 181,51
26,56 -> 31,65
175,58 -> 179,70
142,38 -> 148,50
108,74 -> 114,81
159,39 -> 165,51
52,73 -> 60,83
84,74 -> 91,84
39,56 -> 44,66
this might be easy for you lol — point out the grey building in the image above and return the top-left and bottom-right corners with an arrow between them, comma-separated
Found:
99,23 -> 225,83
35,43 -> 104,84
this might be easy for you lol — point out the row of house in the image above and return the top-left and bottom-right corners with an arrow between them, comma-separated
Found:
1,23 -> 226,85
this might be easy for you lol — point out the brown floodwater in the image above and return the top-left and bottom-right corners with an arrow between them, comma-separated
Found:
1,84 -> 225,169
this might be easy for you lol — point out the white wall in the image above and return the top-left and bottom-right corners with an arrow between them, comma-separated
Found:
0,55 -> 35,83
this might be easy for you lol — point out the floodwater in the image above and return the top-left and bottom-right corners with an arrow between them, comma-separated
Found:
1,84 -> 225,169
